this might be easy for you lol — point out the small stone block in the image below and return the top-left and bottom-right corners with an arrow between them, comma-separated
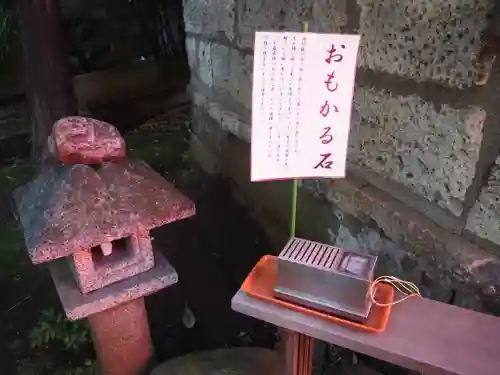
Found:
70,231 -> 155,294
52,116 -> 126,165
50,251 -> 177,320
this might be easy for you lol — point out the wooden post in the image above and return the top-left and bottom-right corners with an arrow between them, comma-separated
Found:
277,329 -> 314,375
279,19 -> 315,375
17,0 -> 76,161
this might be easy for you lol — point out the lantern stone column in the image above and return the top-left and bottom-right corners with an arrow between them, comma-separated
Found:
88,299 -> 154,375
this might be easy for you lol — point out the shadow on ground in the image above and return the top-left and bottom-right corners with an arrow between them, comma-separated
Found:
148,174 -> 278,361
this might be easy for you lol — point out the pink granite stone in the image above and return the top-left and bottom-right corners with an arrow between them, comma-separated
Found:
52,116 -> 126,165
14,160 -> 195,264
70,230 -> 154,294
50,251 -> 177,320
89,298 -> 155,375
97,160 -> 196,231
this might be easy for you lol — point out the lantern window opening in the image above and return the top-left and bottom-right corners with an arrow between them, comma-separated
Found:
91,237 -> 133,269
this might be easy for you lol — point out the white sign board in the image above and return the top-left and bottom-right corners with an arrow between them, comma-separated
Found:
250,32 -> 360,182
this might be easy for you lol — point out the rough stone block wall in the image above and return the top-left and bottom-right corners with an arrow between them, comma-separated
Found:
357,0 -> 491,87
350,87 -> 485,216
183,0 -> 500,315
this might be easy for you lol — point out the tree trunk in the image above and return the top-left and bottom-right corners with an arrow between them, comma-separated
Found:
17,0 -> 76,162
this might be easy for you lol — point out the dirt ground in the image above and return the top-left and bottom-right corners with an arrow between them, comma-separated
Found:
0,103 -> 277,374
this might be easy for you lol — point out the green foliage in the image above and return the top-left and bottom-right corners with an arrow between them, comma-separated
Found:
0,220 -> 26,269
181,149 -> 191,165
17,358 -> 98,375
0,161 -> 33,270
55,359 -> 98,375
0,1 -> 14,60
29,309 -> 91,352
64,0 -> 170,73
0,160 -> 34,193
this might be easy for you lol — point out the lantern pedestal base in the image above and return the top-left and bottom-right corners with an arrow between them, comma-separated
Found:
49,251 -> 177,320
49,251 -> 178,375
89,298 -> 154,375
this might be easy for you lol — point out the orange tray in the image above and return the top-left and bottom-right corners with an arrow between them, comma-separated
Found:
241,255 -> 394,333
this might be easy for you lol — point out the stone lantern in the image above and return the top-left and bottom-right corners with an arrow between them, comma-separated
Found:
14,116 -> 195,375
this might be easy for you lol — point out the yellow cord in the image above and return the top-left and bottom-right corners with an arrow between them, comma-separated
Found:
369,276 -> 421,307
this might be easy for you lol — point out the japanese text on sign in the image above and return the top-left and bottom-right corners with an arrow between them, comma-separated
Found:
250,32 -> 360,181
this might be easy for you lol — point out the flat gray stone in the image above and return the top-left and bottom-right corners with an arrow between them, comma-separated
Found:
151,347 -> 279,375
349,86 -> 485,216
229,50 -> 253,110
236,0 -> 346,49
183,0 -> 236,40
357,0 -> 492,87
185,37 -> 198,72
192,92 -> 250,142
466,155 -> 500,246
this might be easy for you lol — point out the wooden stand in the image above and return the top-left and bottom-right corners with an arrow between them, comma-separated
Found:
232,288 -> 500,375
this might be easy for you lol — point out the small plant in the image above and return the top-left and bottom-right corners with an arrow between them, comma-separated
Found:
56,359 -> 98,375
29,308 -> 91,352
0,2 -> 14,61
180,149 -> 191,164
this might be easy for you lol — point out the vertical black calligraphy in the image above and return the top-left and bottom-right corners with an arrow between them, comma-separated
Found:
295,36 -> 306,154
276,36 -> 288,164
261,36 -> 271,158
268,39 -> 277,160
285,36 -> 296,167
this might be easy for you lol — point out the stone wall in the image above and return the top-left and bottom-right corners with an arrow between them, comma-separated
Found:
182,0 -> 500,314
